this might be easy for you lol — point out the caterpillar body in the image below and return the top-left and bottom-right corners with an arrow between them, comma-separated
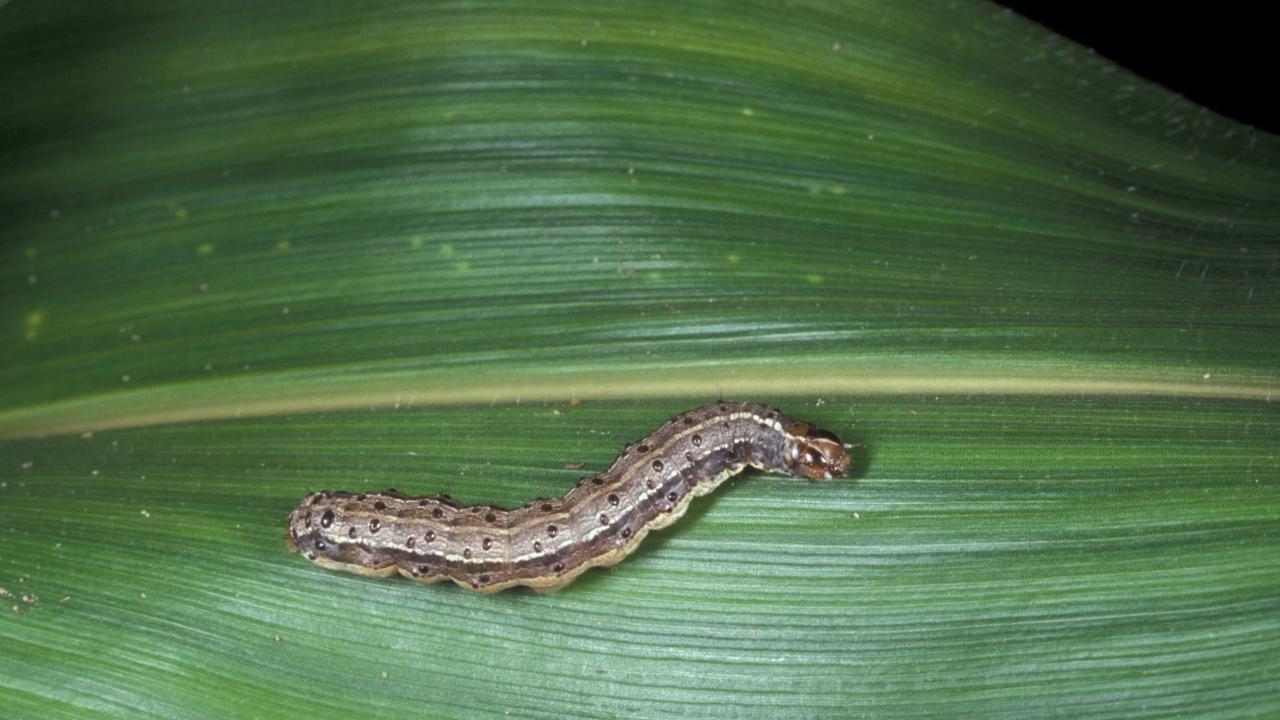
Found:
285,402 -> 850,593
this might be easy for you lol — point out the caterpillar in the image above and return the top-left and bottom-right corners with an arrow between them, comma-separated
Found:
285,401 -> 851,593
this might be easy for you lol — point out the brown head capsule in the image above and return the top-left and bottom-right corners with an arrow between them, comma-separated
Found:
782,422 -> 851,480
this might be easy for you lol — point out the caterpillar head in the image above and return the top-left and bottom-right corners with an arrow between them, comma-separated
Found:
783,422 -> 851,480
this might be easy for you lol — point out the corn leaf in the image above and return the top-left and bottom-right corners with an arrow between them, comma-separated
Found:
2,1 -> 1278,718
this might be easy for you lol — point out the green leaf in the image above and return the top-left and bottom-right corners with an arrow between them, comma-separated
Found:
2,1 -> 1277,718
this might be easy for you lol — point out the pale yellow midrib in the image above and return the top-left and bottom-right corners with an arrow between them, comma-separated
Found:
0,372 -> 1275,440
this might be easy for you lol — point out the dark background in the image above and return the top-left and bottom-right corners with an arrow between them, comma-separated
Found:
1000,2 -> 1274,135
